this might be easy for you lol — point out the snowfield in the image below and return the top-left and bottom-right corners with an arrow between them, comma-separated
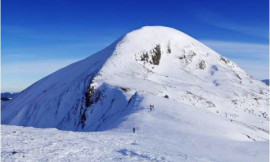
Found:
1,26 -> 269,161
1,125 -> 268,162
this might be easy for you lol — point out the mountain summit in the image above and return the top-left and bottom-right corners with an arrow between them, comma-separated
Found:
2,26 -> 268,141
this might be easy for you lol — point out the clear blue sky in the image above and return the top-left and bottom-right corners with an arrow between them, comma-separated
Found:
2,0 -> 269,92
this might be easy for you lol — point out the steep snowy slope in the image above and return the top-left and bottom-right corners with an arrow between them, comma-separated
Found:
2,26 -> 269,142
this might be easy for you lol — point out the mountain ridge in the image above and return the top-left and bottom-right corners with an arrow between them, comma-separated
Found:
261,79 -> 269,85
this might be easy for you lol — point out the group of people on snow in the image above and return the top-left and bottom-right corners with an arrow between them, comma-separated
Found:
149,104 -> 155,111
133,104 -> 155,133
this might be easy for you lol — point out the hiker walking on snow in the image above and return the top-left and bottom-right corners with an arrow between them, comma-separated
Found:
133,127 -> 136,133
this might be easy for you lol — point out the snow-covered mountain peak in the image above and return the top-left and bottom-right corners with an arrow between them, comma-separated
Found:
2,26 -> 268,142
94,26 -> 251,90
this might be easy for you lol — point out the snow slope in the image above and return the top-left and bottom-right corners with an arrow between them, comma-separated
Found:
2,125 -> 268,162
1,26 -> 269,159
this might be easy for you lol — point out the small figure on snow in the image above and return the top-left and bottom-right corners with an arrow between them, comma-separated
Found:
133,127 -> 136,133
149,105 -> 155,111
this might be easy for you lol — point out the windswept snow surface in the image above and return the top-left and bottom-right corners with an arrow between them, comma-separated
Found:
1,26 -> 269,161
1,125 -> 268,162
